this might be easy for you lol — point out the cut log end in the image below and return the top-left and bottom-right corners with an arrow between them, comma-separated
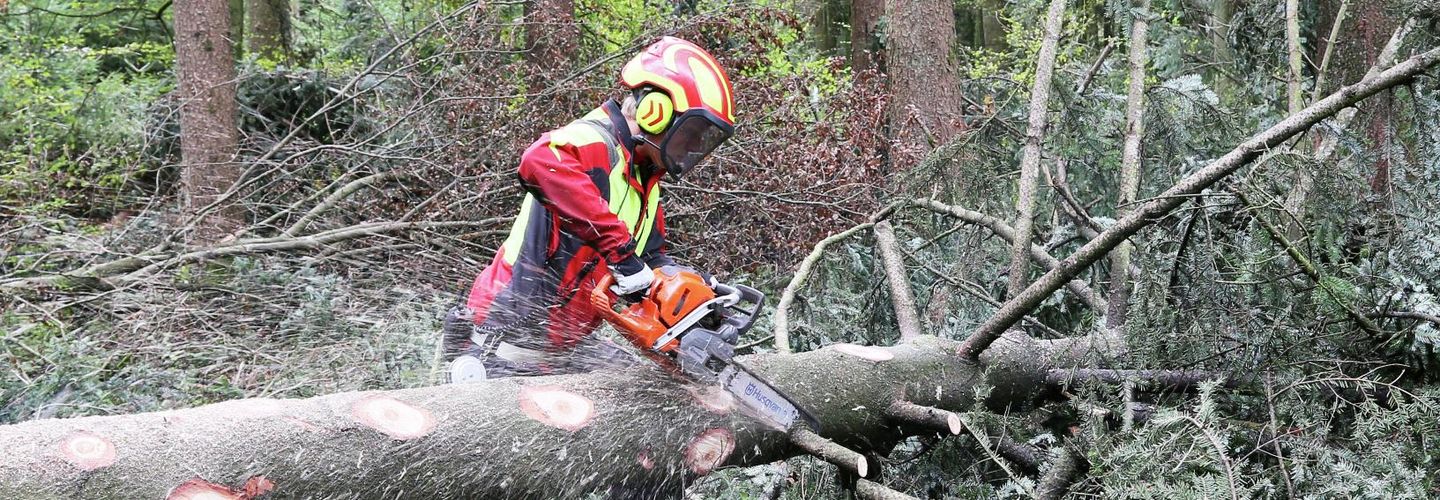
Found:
166,475 -> 274,500
885,401 -> 964,436
518,385 -> 595,432
166,478 -> 235,500
58,430 -> 116,471
351,396 -> 437,440
857,455 -> 869,477
832,343 -> 894,362
240,476 -> 275,498
637,448 -> 654,470
684,427 -> 736,475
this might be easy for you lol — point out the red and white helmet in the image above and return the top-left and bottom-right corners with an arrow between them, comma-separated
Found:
619,37 -> 735,178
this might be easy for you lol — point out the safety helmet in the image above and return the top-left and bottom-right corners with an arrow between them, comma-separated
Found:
619,36 -> 736,178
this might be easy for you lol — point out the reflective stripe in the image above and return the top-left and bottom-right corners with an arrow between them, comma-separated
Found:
605,158 -> 657,255
500,194 -> 535,265
636,183 -> 659,253
494,341 -> 547,363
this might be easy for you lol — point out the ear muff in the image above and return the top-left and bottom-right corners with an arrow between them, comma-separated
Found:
635,90 -> 674,135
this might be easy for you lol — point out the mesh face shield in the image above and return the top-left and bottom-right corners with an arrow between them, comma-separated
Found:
657,111 -> 733,178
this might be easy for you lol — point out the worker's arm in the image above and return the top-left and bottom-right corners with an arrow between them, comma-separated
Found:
640,204 -> 676,269
516,134 -> 644,271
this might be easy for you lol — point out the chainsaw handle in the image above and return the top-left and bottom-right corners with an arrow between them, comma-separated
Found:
590,274 -> 622,319
590,273 -> 663,350
709,283 -> 742,307
715,282 -> 764,336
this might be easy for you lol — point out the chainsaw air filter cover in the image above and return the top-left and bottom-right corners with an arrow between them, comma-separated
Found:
650,266 -> 717,328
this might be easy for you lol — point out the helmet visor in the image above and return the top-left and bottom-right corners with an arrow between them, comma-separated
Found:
659,112 -> 733,178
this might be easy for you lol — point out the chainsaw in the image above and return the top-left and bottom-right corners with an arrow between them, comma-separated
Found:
592,266 -> 820,432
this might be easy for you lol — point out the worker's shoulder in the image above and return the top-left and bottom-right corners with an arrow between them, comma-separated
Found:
540,114 -> 614,149
519,123 -> 614,168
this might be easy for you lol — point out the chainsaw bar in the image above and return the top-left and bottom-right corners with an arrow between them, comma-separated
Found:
716,358 -> 821,432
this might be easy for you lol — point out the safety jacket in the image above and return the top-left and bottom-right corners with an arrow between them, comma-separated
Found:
465,100 -> 674,349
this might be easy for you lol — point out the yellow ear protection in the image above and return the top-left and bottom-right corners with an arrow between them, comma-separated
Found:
634,89 -> 675,135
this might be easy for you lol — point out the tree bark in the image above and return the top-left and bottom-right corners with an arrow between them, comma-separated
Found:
1035,445 -> 1089,500
1006,0 -> 1066,299
959,45 -> 1440,360
245,0 -> 290,61
1316,1 -> 1400,202
1105,0 -> 1149,328
0,334 -> 1103,498
175,0 -> 242,244
884,0 -> 965,153
809,0 -> 845,56
850,0 -> 884,73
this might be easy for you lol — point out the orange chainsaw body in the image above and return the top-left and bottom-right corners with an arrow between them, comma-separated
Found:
591,267 -> 715,353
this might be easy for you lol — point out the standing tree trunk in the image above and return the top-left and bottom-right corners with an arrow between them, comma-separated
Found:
1284,2 -> 1400,231
228,0 -> 244,59
524,0 -> 578,78
809,0 -> 846,56
1286,0 -> 1304,115
979,0 -> 1007,51
1006,0 -> 1066,299
883,0 -> 965,156
175,0 -> 242,244
245,0 -> 290,62
849,0 -> 884,73
1209,0 -> 1237,101
1106,0 -> 1150,327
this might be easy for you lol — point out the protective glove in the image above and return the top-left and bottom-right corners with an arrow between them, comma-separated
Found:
608,255 -> 653,300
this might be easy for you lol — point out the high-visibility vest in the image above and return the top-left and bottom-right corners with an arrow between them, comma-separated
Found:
499,115 -> 660,267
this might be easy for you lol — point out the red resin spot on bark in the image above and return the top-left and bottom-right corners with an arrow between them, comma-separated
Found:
637,448 -> 654,470
518,385 -> 595,432
684,428 -> 736,475
351,396 -> 437,440
832,343 -> 894,362
686,385 -> 736,414
58,430 -> 116,471
166,475 -> 273,500
240,476 -> 275,497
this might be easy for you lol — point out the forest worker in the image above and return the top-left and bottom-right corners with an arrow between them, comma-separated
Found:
442,36 -> 737,382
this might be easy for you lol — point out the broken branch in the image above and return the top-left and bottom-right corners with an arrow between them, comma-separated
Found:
873,221 -> 924,340
959,44 -> 1440,360
791,427 -> 870,478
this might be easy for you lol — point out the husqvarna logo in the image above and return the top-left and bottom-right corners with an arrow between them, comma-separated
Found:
744,382 -> 784,414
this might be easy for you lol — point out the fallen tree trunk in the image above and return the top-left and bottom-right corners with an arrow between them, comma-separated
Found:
0,334 -> 1102,499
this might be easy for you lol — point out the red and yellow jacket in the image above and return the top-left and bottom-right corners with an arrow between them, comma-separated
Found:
465,100 -> 674,348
